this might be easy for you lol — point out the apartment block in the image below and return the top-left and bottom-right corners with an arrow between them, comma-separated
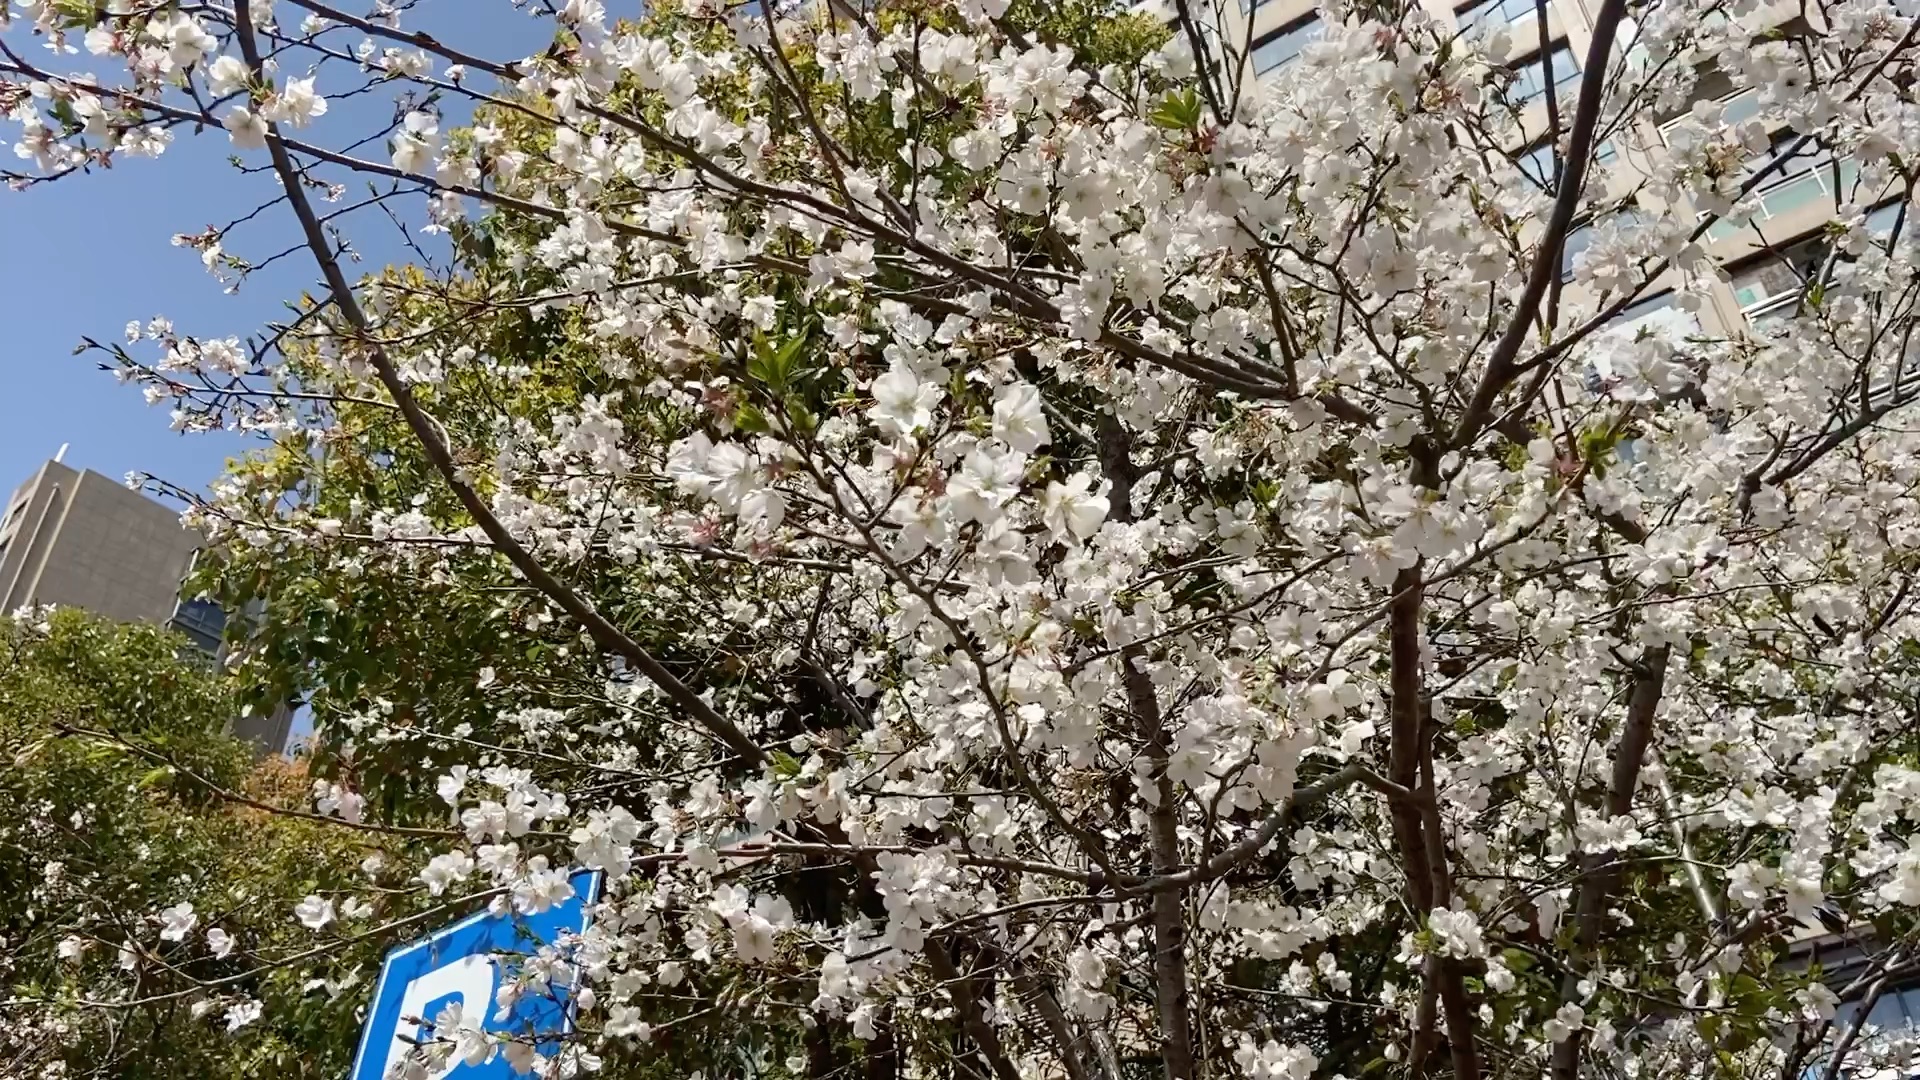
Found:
0,458 -> 292,754
1135,0 -> 1912,346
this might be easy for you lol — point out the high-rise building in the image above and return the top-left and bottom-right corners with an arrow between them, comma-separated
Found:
0,457 -> 202,626
0,456 -> 292,754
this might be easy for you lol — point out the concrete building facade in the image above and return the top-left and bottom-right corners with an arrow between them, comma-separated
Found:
0,459 -> 202,625
0,458 -> 292,754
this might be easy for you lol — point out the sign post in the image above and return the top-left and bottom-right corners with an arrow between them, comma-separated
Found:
349,869 -> 602,1080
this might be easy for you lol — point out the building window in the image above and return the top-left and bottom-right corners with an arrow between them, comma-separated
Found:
1706,130 -> 1857,241
1583,292 -> 1701,426
1843,983 -> 1920,1027
1609,290 -> 1676,324
1602,290 -> 1701,342
1515,142 -> 1555,187
1251,14 -> 1324,74
170,597 -> 228,654
1458,0 -> 1545,33
1665,91 -> 1883,241
1792,977 -> 1920,1077
1725,200 -> 1911,328
1561,222 -> 1594,282
1865,199 -> 1906,239
1514,137 -> 1617,190
1729,232 -> 1827,322
1658,87 -> 1765,135
1819,983 -> 1920,1065
1510,44 -> 1581,106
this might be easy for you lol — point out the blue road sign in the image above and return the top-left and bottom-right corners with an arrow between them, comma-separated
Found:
350,869 -> 603,1080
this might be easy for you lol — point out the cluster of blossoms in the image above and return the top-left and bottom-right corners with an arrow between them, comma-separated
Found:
12,0 -> 1920,1076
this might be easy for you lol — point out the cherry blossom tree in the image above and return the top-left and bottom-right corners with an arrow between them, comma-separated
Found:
8,0 -> 1920,1076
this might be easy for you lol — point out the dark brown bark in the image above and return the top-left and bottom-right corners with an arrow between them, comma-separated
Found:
808,1017 -> 843,1080
1386,561 -> 1480,1080
1124,643 -> 1198,1080
1015,964 -> 1096,1080
865,1016 -> 901,1080
1548,645 -> 1671,1079
1100,414 -> 1197,1080
926,945 -> 1025,1080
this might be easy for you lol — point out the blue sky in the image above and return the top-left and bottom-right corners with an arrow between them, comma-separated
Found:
1,3 -> 564,750
0,2 -> 546,499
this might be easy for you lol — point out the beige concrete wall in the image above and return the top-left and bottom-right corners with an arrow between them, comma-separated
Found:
0,461 -> 202,625
0,461 -> 69,611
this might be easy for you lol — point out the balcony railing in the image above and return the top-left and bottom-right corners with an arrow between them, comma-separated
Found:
1731,199 -> 1907,327
1707,158 -> 1860,242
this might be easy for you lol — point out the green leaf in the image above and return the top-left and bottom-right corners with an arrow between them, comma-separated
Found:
1149,89 -> 1204,131
785,398 -> 817,437
734,402 -> 770,434
51,0 -> 97,30
748,332 -> 807,392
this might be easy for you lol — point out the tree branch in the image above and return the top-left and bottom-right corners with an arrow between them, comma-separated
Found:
1099,415 -> 1196,1080
1452,0 -> 1629,449
1548,644 -> 1671,1080
228,4 -> 771,770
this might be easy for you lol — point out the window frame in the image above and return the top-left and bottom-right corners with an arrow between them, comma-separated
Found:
1456,0 -> 1544,33
1249,13 -> 1325,75
1558,209 -> 1639,283
1514,137 -> 1617,191
1726,199 -> 1913,327
1509,43 -> 1583,107
1609,289 -> 1679,326
1727,231 -> 1828,316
